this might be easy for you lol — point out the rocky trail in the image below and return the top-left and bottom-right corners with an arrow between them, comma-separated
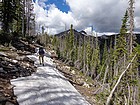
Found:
0,38 -> 96,105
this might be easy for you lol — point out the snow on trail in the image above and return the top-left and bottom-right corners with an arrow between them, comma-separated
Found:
11,55 -> 91,105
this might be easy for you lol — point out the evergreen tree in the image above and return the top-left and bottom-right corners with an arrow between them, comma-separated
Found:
90,34 -> 100,79
69,24 -> 75,61
1,0 -> 16,33
110,10 -> 129,104
85,39 -> 92,76
116,10 -> 128,58
0,0 -> 17,44
0,0 -> 35,44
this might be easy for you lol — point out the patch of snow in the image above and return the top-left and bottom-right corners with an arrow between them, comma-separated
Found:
11,55 -> 91,105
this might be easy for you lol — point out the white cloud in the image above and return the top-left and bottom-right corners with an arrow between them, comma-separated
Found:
66,0 -> 129,32
84,27 -> 92,35
37,0 -> 48,8
135,17 -> 140,29
45,4 -> 78,34
33,1 -> 48,33
134,0 -> 140,31
33,0 -> 140,35
34,1 -> 77,35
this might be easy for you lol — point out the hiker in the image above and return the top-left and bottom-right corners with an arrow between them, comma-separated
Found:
37,47 -> 46,66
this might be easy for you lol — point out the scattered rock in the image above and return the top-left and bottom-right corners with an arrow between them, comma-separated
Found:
0,44 -> 37,105
83,82 -> 90,88
0,52 -> 8,57
71,70 -> 76,75
0,68 -> 7,74
23,57 -> 34,65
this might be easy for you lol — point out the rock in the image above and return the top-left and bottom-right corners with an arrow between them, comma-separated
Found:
50,50 -> 58,59
0,38 -> 38,105
71,70 -> 76,74
0,68 -> 7,74
7,53 -> 18,59
5,101 -> 15,105
83,82 -> 90,88
9,46 -> 17,51
6,85 -> 13,90
0,92 -> 7,103
0,52 -> 7,57
23,57 -> 34,64
15,56 -> 25,61
63,66 -> 71,71
12,76 -> 16,79
10,67 -> 19,73
17,51 -> 31,55
11,60 -> 18,63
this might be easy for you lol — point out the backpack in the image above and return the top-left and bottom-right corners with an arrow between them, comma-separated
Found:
39,47 -> 45,55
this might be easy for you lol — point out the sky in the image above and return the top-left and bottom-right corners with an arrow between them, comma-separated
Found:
33,0 -> 140,35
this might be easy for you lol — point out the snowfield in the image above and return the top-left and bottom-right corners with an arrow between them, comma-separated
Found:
11,55 -> 91,105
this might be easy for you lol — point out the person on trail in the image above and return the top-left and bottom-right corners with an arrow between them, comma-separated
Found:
38,47 -> 46,66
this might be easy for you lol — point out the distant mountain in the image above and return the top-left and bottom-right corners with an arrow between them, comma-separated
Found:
55,29 -> 85,40
54,29 -> 140,46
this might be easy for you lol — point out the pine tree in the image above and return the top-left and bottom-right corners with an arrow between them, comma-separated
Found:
0,0 -> 17,44
90,33 -> 100,79
69,24 -> 74,61
106,2 -> 140,103
0,0 -> 35,44
110,10 -> 129,105
85,39 -> 92,76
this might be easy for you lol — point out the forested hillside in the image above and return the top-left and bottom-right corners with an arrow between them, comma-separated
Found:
50,11 -> 140,104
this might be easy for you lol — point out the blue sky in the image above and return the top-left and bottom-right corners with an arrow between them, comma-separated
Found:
33,0 -> 70,13
47,0 -> 70,13
33,0 -> 140,35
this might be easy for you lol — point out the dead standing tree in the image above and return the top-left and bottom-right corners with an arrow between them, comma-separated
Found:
128,0 -> 135,54
127,0 -> 139,105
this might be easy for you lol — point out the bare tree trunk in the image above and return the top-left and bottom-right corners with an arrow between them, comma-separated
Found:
83,35 -> 86,73
22,0 -> 25,37
103,65 -> 109,85
124,95 -> 127,105
127,83 -> 131,105
128,0 -> 135,54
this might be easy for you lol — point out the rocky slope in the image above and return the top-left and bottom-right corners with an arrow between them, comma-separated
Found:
0,40 -> 37,105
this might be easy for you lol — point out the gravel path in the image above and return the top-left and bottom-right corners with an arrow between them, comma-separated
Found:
11,55 -> 90,105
